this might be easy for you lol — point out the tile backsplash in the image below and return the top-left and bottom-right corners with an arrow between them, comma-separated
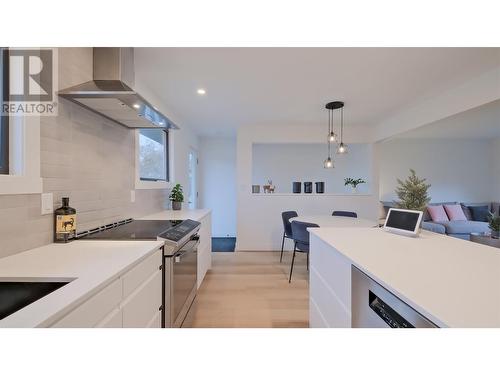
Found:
0,98 -> 170,259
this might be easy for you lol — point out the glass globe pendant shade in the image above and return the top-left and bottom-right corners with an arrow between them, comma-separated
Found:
337,142 -> 348,154
323,156 -> 334,168
328,131 -> 337,143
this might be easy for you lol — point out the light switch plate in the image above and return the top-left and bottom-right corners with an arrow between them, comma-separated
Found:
130,190 -> 136,203
41,193 -> 53,215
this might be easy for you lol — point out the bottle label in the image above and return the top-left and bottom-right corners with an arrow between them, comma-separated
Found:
56,214 -> 76,234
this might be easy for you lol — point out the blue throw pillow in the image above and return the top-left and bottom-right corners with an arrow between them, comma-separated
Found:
468,205 -> 489,222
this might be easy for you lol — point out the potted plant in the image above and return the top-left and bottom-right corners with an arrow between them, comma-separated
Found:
394,169 -> 431,212
169,183 -> 184,211
488,212 -> 500,239
344,178 -> 366,193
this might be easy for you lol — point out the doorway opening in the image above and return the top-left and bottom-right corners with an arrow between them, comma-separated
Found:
188,149 -> 198,209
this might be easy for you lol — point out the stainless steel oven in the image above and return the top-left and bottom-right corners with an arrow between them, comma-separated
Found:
351,266 -> 437,328
163,233 -> 199,327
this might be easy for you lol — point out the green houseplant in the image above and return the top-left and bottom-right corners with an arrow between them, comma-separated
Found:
395,169 -> 431,212
344,178 -> 366,193
488,212 -> 500,239
169,183 -> 184,211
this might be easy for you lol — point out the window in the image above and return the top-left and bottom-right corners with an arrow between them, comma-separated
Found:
138,128 -> 169,181
0,47 -> 41,195
0,48 -> 8,175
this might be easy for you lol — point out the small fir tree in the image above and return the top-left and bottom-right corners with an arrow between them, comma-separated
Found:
395,169 -> 431,212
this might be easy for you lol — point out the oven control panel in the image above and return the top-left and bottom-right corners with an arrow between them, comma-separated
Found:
159,219 -> 200,242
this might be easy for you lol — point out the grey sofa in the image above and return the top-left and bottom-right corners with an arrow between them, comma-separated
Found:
422,201 -> 499,240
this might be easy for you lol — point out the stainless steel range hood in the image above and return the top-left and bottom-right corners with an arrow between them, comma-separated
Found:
58,48 -> 178,129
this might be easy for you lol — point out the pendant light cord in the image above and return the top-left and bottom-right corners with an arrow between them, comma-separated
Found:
328,109 -> 332,156
340,107 -> 344,143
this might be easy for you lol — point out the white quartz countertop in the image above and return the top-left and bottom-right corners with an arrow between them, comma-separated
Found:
309,227 -> 500,328
0,240 -> 164,328
137,208 -> 211,222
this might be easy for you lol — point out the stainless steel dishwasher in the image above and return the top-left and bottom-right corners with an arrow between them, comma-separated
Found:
351,266 -> 437,328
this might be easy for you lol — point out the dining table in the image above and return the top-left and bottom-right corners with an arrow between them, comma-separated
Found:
289,215 -> 378,228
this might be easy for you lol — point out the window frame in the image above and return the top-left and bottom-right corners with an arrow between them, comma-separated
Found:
0,47 -> 42,195
134,128 -> 172,190
0,48 -> 9,175
138,128 -> 169,182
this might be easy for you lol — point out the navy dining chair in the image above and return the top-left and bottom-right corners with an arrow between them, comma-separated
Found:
280,211 -> 298,262
289,220 -> 319,283
332,210 -> 358,218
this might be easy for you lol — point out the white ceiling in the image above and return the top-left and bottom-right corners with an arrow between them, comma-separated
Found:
395,99 -> 500,140
134,48 -> 500,137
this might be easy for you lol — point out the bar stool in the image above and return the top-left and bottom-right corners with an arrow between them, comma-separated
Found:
280,211 -> 298,262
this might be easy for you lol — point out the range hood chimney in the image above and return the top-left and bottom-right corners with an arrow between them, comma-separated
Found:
58,48 -> 178,130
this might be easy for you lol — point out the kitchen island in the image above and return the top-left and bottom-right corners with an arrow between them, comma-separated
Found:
309,227 -> 500,328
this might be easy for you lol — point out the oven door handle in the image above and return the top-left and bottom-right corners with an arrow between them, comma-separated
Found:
174,240 -> 199,262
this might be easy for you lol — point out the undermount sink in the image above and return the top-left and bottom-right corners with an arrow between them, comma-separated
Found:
0,280 -> 73,320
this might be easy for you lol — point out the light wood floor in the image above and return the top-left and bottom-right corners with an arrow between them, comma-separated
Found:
183,251 -> 309,328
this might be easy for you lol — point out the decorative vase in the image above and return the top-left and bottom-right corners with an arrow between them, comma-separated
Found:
492,230 -> 500,239
315,182 -> 325,194
351,186 -> 358,194
304,182 -> 312,194
292,182 -> 301,194
172,201 -> 182,211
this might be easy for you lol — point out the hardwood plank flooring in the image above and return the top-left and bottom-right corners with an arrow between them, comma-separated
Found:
183,251 -> 309,328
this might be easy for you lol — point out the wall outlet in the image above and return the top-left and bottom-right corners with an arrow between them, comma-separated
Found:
130,190 -> 136,203
41,193 -> 53,215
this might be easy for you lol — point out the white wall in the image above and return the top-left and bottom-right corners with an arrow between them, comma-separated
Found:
379,138 -> 495,203
198,137 -> 237,237
170,125 -> 199,205
492,137 -> 500,202
237,125 -> 379,251
252,143 -> 372,194
374,67 -> 500,141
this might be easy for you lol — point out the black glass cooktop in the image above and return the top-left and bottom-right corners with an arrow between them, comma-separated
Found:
80,220 -> 182,240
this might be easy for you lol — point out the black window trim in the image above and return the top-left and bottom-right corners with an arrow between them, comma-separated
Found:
139,128 -> 170,183
0,47 -> 9,175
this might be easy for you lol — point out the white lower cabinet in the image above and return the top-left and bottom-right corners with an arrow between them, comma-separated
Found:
309,236 -> 352,328
51,248 -> 163,328
197,213 -> 212,288
95,307 -> 122,328
122,270 -> 162,328
52,278 -> 122,328
146,311 -> 162,328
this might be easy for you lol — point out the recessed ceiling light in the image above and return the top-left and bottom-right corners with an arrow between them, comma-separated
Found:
133,103 -> 140,109
197,88 -> 206,95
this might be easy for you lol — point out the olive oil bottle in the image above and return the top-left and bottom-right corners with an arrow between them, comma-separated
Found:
54,197 -> 77,243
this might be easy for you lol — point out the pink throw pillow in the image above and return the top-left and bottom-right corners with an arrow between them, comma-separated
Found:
444,204 -> 467,221
427,205 -> 449,222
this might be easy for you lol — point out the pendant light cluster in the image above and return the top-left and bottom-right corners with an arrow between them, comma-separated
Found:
324,101 -> 348,169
